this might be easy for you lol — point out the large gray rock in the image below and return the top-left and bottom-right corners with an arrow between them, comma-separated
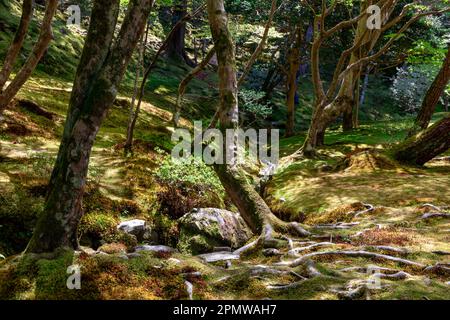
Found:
178,208 -> 252,254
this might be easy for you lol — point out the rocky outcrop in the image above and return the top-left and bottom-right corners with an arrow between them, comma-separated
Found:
178,208 -> 252,254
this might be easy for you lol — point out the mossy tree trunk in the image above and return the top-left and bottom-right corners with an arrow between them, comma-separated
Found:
26,0 -> 155,254
394,115 -> 450,166
0,0 -> 58,115
0,0 -> 34,90
408,45 -> 450,137
207,0 -> 309,239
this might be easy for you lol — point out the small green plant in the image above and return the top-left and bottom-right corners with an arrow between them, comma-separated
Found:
154,154 -> 226,219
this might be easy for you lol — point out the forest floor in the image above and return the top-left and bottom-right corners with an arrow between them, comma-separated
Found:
1,68 -> 449,300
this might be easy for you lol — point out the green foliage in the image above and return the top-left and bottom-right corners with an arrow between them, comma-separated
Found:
154,153 -> 226,218
239,89 -> 272,128
0,187 -> 44,256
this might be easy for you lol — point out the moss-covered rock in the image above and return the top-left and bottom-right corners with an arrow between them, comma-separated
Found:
178,208 -> 252,255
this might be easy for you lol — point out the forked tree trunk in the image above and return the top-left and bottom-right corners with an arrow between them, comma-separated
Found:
394,115 -> 450,166
0,0 -> 58,115
207,0 -> 309,238
26,0 -> 154,254
0,0 -> 34,90
408,45 -> 450,137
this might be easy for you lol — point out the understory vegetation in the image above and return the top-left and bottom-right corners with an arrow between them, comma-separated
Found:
0,0 -> 449,300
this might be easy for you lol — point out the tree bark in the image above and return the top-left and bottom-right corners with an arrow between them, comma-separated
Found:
408,45 -> 450,137
124,4 -> 204,152
124,23 -> 149,154
207,0 -> 309,238
165,0 -> 195,66
0,0 -> 58,115
26,0 -> 154,254
237,0 -> 277,87
285,26 -> 302,138
394,115 -> 450,166
172,47 -> 215,127
0,0 -> 34,90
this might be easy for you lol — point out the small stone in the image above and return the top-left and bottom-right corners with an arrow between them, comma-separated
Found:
135,245 -> 177,253
280,197 -> 286,202
225,260 -> 232,269
263,248 -> 281,256
198,251 -> 239,263
168,257 -> 182,264
79,246 -> 96,255
423,277 -> 432,286
0,254 -> 5,260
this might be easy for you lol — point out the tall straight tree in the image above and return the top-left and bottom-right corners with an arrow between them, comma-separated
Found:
0,0 -> 58,116
26,0 -> 155,254
206,0 -> 309,242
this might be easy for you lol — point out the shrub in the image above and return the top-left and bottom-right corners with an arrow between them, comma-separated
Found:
154,155 -> 226,219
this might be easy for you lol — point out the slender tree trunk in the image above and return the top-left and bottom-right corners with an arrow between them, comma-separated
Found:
172,47 -> 215,127
124,23 -> 149,154
0,0 -> 34,90
237,0 -> 277,87
207,0 -> 309,238
26,0 -> 154,254
394,115 -> 450,166
0,0 -> 58,115
408,45 -> 450,137
285,26 -> 302,138
165,0 -> 195,67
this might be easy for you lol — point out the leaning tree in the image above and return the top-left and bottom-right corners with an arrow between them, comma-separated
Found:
26,0 -> 155,254
206,0 -> 310,247
0,0 -> 59,116
408,44 -> 450,137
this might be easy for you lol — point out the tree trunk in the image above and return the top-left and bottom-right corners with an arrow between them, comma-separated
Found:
408,45 -> 450,137
285,26 -> 302,138
124,23 -> 149,154
26,0 -> 154,254
394,115 -> 450,166
207,0 -> 309,238
165,0 -> 195,66
172,47 -> 215,127
0,0 -> 58,115
237,0 -> 277,87
0,0 -> 34,90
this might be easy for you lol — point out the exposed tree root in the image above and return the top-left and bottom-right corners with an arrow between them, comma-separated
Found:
375,271 -> 411,280
421,212 -> 450,220
354,204 -> 375,218
288,242 -> 335,256
424,263 -> 450,276
314,222 -> 360,229
364,245 -> 410,255
266,280 -> 305,291
275,250 -> 426,268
